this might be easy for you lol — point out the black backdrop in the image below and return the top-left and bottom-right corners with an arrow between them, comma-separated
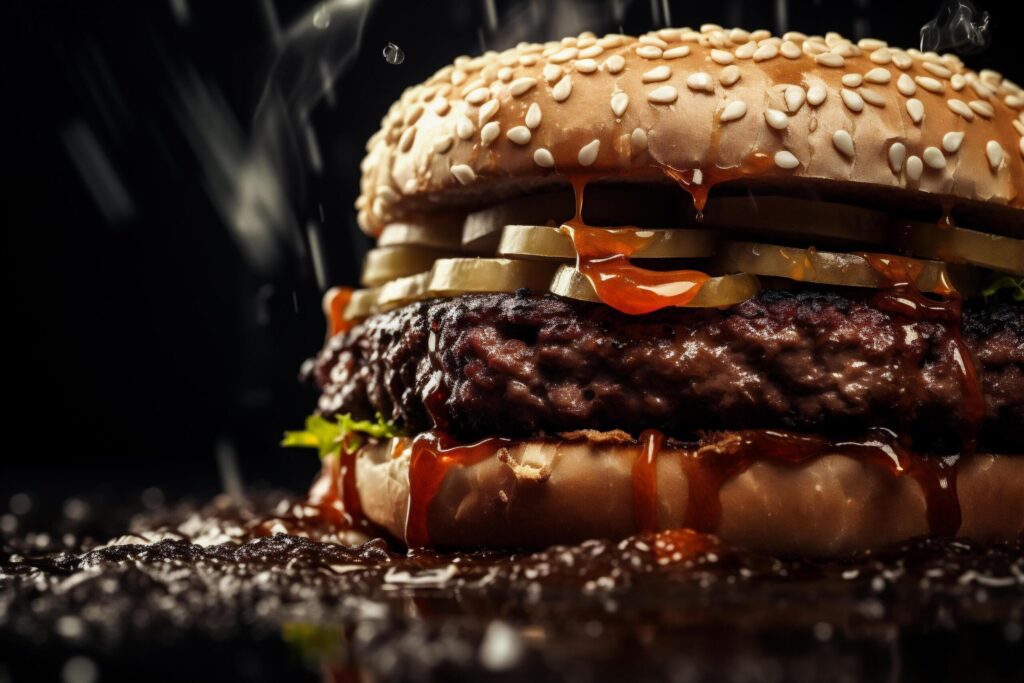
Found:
3,0 -> 1020,506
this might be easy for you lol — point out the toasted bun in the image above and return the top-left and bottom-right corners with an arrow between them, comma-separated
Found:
357,26 -> 1024,236
355,433 -> 1024,556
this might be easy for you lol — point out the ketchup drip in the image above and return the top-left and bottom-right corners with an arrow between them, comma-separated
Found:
562,177 -> 710,314
870,285 -> 985,454
324,286 -> 355,337
661,152 -> 775,219
405,430 -> 513,548
632,429 -> 664,533
679,430 -> 962,537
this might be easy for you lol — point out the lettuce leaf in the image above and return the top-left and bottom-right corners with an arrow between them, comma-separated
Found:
281,413 -> 401,458
981,274 -> 1024,303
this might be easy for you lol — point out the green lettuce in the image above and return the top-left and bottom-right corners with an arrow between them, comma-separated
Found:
281,413 -> 401,458
981,274 -> 1024,303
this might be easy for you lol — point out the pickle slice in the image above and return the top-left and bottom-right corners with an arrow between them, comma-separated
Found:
497,224 -> 717,261
550,265 -> 760,308
342,287 -> 379,321
361,246 -> 458,287
906,223 -> 1024,276
426,258 -> 560,297
378,220 -> 464,250
712,240 -> 978,293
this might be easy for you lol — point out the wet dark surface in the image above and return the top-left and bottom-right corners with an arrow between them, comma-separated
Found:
2,493 -> 1023,683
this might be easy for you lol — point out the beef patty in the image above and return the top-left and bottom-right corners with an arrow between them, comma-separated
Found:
307,290 -> 1023,453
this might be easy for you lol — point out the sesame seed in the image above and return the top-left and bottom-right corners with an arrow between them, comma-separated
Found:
889,142 -> 906,173
968,100 -> 994,118
543,63 -> 562,83
578,139 -> 600,166
710,49 -> 734,65
518,54 -> 540,66
451,70 -> 468,86
662,45 -> 691,59
980,69 -> 1002,86
1019,137 -> 1024,159
465,87 -> 490,105
604,55 -> 626,73
700,23 -> 723,33
915,76 -> 944,94
733,28 -> 754,42
433,134 -> 454,154
647,85 -> 679,103
841,88 -> 864,112
1014,120 -> 1024,136
552,75 -> 573,102
636,45 -> 663,59
764,108 -> 788,130
686,72 -> 714,92
841,73 -> 863,87
951,74 -> 966,91
947,99 -> 974,120
509,77 -> 538,96
774,150 -> 800,169
478,99 -> 500,125
942,131 -> 964,153
892,52 -> 913,70
450,164 -> 476,184
1005,94 -> 1024,109
719,65 -> 741,86
631,127 -> 648,155
548,47 -> 578,64
579,45 -> 604,59
832,42 -> 859,58
859,88 -> 886,107
432,98 -> 450,115
506,126 -> 532,145
497,67 -> 513,82
480,121 -> 500,146
832,130 -> 855,157
750,29 -> 772,41
573,59 -> 598,74
780,41 -> 801,59
864,68 -> 891,84
461,78 -> 487,96
923,146 -> 945,170
814,52 -> 845,67
870,47 -> 892,64
735,42 -> 757,59
720,100 -> 748,122
897,74 -> 917,97
398,126 -> 416,152
533,148 -> 555,168
456,116 -> 475,140
783,31 -> 807,43
922,62 -> 953,79
611,91 -> 629,117
642,65 -> 672,83
906,155 -> 923,181
906,98 -> 924,123
639,34 -> 669,48
858,38 -> 887,50
753,44 -> 779,61
784,85 -> 806,113
969,79 -> 995,99
525,102 -> 542,129
807,84 -> 827,106
985,140 -> 1003,170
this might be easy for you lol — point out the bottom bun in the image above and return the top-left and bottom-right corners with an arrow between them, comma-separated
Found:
354,431 -> 1024,556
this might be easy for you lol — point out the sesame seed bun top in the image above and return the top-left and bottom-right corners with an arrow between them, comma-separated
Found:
355,25 -> 1024,236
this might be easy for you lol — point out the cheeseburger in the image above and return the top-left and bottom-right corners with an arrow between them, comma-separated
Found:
286,25 -> 1024,555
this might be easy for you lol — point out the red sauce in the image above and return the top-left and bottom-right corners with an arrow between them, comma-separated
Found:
678,429 -> 962,537
405,430 -> 513,548
870,285 -> 985,454
662,152 -> 775,219
632,429 -> 664,533
324,286 -> 354,337
562,177 -> 710,314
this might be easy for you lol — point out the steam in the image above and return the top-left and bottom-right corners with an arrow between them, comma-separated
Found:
920,0 -> 991,55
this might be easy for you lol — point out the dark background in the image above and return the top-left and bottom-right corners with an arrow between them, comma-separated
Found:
3,0 -> 1020,507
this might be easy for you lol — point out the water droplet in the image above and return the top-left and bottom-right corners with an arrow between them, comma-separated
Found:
312,5 -> 330,29
383,42 -> 405,65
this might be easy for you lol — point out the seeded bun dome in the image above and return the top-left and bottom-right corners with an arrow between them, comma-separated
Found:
356,25 -> 1024,237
